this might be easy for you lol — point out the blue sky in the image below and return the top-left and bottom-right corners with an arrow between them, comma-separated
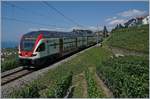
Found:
1,1 -> 149,42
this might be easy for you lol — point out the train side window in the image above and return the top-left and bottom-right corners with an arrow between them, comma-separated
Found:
36,43 -> 45,52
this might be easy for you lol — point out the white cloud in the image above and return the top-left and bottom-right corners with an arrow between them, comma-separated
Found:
108,19 -> 126,25
105,17 -> 117,22
107,26 -> 114,31
28,27 -> 68,32
68,26 -> 103,32
118,9 -> 147,17
86,26 -> 104,32
29,26 -> 104,33
67,26 -> 82,31
106,9 -> 147,29
28,28 -> 39,31
88,26 -> 98,31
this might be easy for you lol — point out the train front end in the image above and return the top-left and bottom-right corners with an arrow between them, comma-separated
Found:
18,32 -> 46,66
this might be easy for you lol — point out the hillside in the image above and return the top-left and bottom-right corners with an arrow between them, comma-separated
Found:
4,25 -> 149,98
96,25 -> 149,97
105,25 -> 149,53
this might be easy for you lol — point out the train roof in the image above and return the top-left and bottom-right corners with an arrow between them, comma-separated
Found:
23,30 -> 96,38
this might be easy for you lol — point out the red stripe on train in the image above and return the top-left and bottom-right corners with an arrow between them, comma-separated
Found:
33,33 -> 43,51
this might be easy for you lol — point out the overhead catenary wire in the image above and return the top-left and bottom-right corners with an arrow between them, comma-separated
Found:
5,2 -> 52,19
2,16 -> 68,29
4,2 -> 73,30
42,1 -> 85,28
3,2 -> 85,31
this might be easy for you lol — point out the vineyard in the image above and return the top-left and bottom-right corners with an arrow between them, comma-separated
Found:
85,68 -> 103,98
100,25 -> 149,97
10,72 -> 73,98
96,56 -> 149,98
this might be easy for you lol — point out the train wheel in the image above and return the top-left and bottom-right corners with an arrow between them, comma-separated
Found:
33,58 -> 48,67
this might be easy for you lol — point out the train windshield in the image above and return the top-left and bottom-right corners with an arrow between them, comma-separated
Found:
21,40 -> 35,51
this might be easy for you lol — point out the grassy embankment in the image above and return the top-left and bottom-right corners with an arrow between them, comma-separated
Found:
104,25 -> 149,53
9,46 -> 112,98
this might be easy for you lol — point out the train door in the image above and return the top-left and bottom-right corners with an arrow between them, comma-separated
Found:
59,38 -> 63,56
47,38 -> 59,56
46,40 -> 50,54
75,37 -> 77,48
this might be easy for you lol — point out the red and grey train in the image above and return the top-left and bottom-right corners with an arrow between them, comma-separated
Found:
18,30 -> 101,67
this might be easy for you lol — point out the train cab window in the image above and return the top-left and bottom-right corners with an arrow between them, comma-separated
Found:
36,43 -> 45,52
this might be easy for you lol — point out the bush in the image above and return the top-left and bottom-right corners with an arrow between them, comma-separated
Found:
10,82 -> 40,98
1,59 -> 19,72
44,72 -> 73,98
55,71 -> 73,98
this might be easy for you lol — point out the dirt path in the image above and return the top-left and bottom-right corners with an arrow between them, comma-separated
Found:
88,67 -> 114,98
82,74 -> 88,97
72,73 -> 88,98
109,46 -> 148,57
94,73 -> 114,97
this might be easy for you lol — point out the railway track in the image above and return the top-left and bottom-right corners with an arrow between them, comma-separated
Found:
1,67 -> 33,85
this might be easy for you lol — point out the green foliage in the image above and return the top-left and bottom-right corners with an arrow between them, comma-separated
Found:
1,48 -> 19,72
105,25 -> 149,53
1,59 -> 19,72
85,69 -> 102,98
41,72 -> 73,98
96,56 -> 149,98
114,24 -> 124,30
55,72 -> 73,98
8,47 -> 112,98
103,26 -> 108,37
10,82 -> 41,98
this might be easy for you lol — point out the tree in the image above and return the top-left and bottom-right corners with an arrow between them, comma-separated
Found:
114,24 -> 119,30
114,24 -> 124,30
118,24 -> 124,28
103,26 -> 108,37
